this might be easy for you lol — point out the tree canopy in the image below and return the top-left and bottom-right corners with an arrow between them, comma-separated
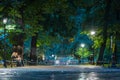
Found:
0,0 -> 120,63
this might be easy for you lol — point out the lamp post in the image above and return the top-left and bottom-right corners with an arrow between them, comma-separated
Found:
90,31 -> 95,64
80,43 -> 85,63
3,18 -> 7,68
110,35 -> 116,67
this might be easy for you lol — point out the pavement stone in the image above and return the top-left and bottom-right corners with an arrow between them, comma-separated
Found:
0,65 -> 120,80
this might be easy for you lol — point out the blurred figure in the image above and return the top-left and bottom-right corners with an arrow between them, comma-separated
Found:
11,45 -> 23,67
11,45 -> 19,67
17,45 -> 24,66
11,45 -> 18,60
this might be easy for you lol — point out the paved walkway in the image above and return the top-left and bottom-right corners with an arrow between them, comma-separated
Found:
6,65 -> 120,72
0,65 -> 120,80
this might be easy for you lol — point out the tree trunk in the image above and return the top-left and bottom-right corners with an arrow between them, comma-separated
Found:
14,7 -> 25,66
97,0 -> 111,65
30,33 -> 38,62
17,6 -> 25,47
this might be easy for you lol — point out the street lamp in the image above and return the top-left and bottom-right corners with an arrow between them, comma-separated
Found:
80,43 -> 85,48
90,31 -> 95,64
90,31 -> 95,35
80,43 -> 85,63
3,18 -> 7,24
3,18 -> 7,68
110,35 -> 116,67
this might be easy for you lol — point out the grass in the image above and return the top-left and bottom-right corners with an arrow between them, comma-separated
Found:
102,63 -> 120,68
0,64 -> 17,68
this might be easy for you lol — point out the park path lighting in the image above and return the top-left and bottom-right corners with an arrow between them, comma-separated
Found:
80,43 -> 85,63
110,34 -> 116,67
3,18 -> 8,68
90,31 -> 95,35
90,30 -> 96,64
80,43 -> 85,48
3,18 -> 7,24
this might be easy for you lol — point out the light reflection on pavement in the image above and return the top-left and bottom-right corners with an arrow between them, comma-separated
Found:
0,65 -> 120,80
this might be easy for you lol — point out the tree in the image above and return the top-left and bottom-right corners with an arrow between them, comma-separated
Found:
80,0 -> 117,65
0,0 -> 27,46
24,0 -> 79,61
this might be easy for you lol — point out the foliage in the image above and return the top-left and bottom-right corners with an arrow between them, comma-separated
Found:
0,42 -> 12,60
44,0 -> 92,37
0,0 -> 119,63
81,29 -> 103,49
24,0 -> 45,35
37,33 -> 60,47
75,47 -> 91,58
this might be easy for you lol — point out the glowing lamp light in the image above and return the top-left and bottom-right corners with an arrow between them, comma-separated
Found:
81,43 -> 85,48
3,18 -> 7,24
55,60 -> 60,65
90,31 -> 95,35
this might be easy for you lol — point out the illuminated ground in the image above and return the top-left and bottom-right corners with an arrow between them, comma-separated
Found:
0,65 -> 120,80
